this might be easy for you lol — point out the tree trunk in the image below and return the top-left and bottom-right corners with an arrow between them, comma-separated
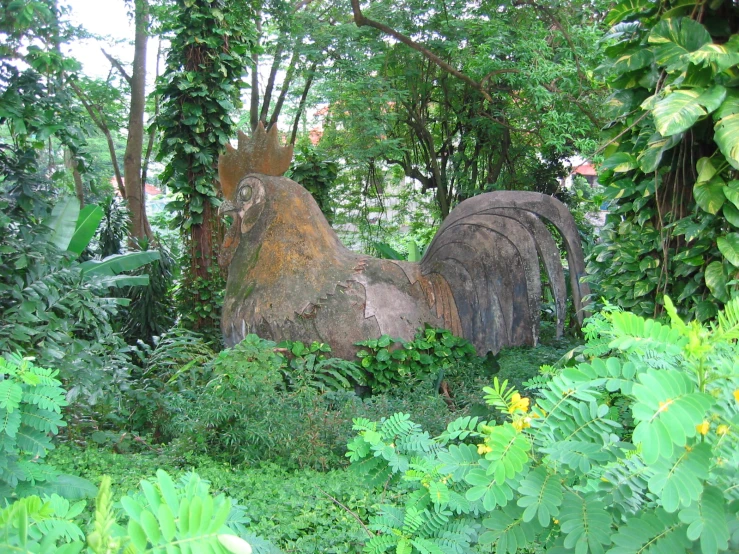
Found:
124,0 -> 152,241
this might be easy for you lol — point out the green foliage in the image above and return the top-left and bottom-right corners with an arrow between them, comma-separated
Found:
0,353 -> 67,498
0,470 -> 270,554
276,339 -> 365,393
156,0 -> 255,334
286,145 -> 338,223
356,327 -> 480,393
51,445 -> 378,553
591,0 -> 739,319
122,238 -> 176,346
347,297 -> 739,553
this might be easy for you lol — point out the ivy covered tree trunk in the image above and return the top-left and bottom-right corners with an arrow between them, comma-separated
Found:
156,0 -> 253,334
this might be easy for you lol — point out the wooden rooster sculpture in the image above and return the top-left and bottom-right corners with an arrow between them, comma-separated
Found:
218,124 -> 590,359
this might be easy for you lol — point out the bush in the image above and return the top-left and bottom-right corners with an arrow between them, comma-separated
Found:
0,469 -> 273,553
346,296 -> 739,553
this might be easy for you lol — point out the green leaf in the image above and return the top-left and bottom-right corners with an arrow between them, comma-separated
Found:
517,466 -> 563,527
704,261 -> 729,302
693,177 -> 726,214
605,0 -> 654,26
631,370 -> 715,464
609,508 -> 690,553
649,18 -> 712,72
483,424 -> 530,485
653,89 -> 706,136
638,133 -> 681,173
678,486 -> 730,554
717,233 -> 739,266
688,43 -> 739,72
724,180 -> 739,208
80,251 -> 160,277
559,492 -> 613,554
722,203 -> 739,227
67,205 -> 103,256
697,86 -> 728,114
602,152 -> 638,172
0,381 -> 23,413
45,197 -> 80,252
647,443 -> 711,512
714,92 -> 739,170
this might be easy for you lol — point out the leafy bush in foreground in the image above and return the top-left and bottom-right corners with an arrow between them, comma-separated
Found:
347,297 -> 739,553
0,470 -> 270,553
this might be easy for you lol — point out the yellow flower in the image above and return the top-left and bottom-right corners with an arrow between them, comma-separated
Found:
553,519 -> 559,525
477,443 -> 492,455
717,424 -> 729,436
734,390 -> 739,403
658,399 -> 672,413
696,421 -> 710,435
508,393 -> 530,414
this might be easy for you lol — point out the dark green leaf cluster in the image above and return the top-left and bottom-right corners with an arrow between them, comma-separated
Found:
156,0 -> 255,230
276,339 -> 365,393
590,0 -> 739,319
347,296 -> 739,553
356,326 -> 480,393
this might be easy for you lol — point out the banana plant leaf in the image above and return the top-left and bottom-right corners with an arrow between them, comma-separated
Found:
67,204 -> 104,256
45,196 -> 80,253
80,251 -> 160,279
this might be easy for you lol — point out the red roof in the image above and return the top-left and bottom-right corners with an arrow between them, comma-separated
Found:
572,163 -> 597,176
110,177 -> 163,197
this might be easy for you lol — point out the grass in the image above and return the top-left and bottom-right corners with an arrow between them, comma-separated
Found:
48,336 -> 579,553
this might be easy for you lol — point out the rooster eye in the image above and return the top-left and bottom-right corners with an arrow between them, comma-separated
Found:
238,185 -> 253,202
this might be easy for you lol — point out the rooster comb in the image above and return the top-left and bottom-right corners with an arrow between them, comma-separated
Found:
218,122 -> 294,200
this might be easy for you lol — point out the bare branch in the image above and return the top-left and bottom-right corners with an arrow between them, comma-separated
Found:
101,48 -> 132,84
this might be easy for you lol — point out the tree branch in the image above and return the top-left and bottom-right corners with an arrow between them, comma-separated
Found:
350,0 -> 492,102
101,49 -> 132,85
67,78 -> 126,197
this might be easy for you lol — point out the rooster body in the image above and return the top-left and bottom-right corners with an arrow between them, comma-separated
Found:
218,126 -> 590,358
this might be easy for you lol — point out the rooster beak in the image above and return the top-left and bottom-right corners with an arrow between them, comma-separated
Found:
219,199 -> 237,216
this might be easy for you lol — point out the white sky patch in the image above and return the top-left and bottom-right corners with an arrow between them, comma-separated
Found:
64,0 -> 158,83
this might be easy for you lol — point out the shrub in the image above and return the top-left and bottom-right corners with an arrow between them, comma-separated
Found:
0,470 -> 273,553
346,296 -> 739,553
356,326 -> 481,393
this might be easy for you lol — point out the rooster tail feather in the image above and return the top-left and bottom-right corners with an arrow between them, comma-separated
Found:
420,191 -> 590,355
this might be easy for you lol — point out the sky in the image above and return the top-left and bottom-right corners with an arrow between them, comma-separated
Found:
64,0 -> 160,82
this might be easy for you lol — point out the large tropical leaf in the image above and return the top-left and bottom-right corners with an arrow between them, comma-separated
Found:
693,177 -> 726,214
717,232 -> 739,266
714,91 -> 739,169
67,205 -> 104,256
653,89 -> 706,136
45,197 -> 80,253
605,0 -> 654,26
80,251 -> 160,278
648,17 -> 712,72
688,40 -> 739,72
704,261 -> 729,303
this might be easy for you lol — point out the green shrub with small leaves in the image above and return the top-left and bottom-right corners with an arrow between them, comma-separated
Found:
356,326 -> 480,393
0,353 -> 67,498
347,296 -> 739,553
276,339 -> 366,392
0,470 -> 274,554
